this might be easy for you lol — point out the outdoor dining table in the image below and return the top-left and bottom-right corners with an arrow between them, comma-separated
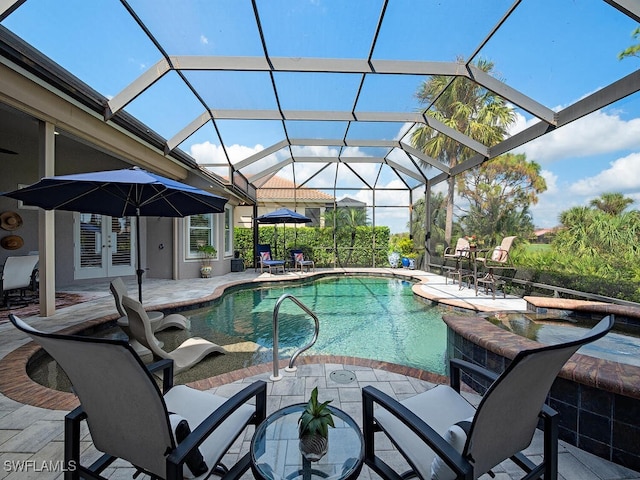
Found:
458,247 -> 489,290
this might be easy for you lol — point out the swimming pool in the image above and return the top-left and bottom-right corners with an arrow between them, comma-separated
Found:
185,276 -> 450,373
29,276 -> 451,390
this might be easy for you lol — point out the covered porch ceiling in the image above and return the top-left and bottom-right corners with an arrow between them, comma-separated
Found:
1,0 -> 640,208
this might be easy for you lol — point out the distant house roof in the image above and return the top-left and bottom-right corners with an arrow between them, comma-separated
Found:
257,176 -> 333,201
335,197 -> 366,208
534,228 -> 556,237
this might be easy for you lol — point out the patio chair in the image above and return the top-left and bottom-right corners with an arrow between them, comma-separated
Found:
110,277 -> 188,355
443,238 -> 470,287
8,314 -> 266,480
474,236 -> 517,299
256,244 -> 285,274
122,295 -> 226,374
291,249 -> 315,272
363,315 -> 614,480
1,254 -> 39,306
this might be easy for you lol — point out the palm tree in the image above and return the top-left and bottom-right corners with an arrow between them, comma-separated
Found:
409,192 -> 448,253
589,192 -> 634,216
410,58 -> 516,247
324,206 -> 370,265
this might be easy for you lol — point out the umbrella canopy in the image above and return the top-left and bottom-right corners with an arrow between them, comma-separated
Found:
255,208 -> 312,225
3,167 -> 228,301
256,208 -> 311,258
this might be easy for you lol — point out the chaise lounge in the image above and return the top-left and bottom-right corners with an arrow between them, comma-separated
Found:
110,277 -> 189,355
122,295 -> 226,374
256,244 -> 286,274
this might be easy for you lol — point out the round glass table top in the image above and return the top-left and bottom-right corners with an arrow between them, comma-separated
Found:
250,403 -> 364,480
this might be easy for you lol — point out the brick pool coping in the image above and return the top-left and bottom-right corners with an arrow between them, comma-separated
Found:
3,270 -> 639,409
0,330 -> 447,410
441,314 -> 640,400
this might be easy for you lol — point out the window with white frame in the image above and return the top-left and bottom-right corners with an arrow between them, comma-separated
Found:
224,205 -> 233,256
186,213 -> 217,259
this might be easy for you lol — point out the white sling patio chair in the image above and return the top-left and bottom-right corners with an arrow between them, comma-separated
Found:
9,314 -> 266,480
122,295 -> 226,374
1,254 -> 39,306
363,315 -> 614,480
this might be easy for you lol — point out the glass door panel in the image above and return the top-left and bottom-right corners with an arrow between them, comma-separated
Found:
75,214 -> 135,279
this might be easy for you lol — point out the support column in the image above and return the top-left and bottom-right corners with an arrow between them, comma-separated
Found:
38,121 -> 56,316
252,204 -> 258,270
424,185 -> 431,271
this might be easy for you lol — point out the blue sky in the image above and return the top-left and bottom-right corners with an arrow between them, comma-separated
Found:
2,0 -> 640,233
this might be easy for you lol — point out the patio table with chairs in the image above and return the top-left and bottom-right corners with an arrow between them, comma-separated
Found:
0,272 -> 638,480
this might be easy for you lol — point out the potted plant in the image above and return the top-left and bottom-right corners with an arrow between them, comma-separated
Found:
196,244 -> 216,278
396,237 -> 416,269
298,387 -> 335,461
405,252 -> 418,270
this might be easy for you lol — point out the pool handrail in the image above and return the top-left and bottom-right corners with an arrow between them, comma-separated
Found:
271,293 -> 320,381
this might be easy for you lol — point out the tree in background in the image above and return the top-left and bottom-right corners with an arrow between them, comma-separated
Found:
554,193 -> 639,275
456,153 -> 546,246
618,27 -> 640,60
589,192 -> 634,216
408,191 -> 452,255
324,206 -> 370,265
411,58 -> 516,248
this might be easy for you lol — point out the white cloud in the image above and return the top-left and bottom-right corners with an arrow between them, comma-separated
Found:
190,141 -> 266,165
512,110 -> 640,164
531,154 -> 640,227
530,170 -> 565,228
200,35 -> 209,45
569,152 -> 640,195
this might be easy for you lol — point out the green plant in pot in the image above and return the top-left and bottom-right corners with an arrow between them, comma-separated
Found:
298,387 -> 335,461
196,244 -> 216,278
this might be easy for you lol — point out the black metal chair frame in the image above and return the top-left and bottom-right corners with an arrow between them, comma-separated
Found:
64,360 -> 267,480
362,315 -> 614,480
9,314 -> 267,480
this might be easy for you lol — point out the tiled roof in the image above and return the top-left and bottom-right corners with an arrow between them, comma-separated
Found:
257,176 -> 333,201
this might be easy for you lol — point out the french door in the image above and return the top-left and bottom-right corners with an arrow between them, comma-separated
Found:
74,213 -> 136,280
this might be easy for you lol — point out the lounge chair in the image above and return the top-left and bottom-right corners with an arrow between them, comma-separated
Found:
443,238 -> 470,287
256,244 -> 285,274
474,235 -> 517,299
291,249 -> 315,272
8,314 -> 266,480
122,295 -> 226,374
1,254 -> 39,306
363,315 -> 614,480
110,277 -> 188,355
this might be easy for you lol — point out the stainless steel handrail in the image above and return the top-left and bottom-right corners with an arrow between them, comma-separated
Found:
271,293 -> 319,381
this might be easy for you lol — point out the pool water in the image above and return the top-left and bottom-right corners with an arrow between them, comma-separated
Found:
486,312 -> 640,367
186,276 -> 449,374
29,276 -> 451,391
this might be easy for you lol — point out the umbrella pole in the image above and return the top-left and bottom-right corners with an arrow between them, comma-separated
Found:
135,211 -> 143,302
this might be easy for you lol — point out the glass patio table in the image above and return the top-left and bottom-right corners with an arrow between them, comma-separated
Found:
250,403 -> 364,480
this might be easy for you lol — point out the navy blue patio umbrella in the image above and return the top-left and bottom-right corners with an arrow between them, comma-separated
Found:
3,167 -> 228,301
256,208 -> 312,257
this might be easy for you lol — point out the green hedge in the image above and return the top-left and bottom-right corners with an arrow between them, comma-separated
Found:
512,268 -> 640,302
234,226 -> 391,268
